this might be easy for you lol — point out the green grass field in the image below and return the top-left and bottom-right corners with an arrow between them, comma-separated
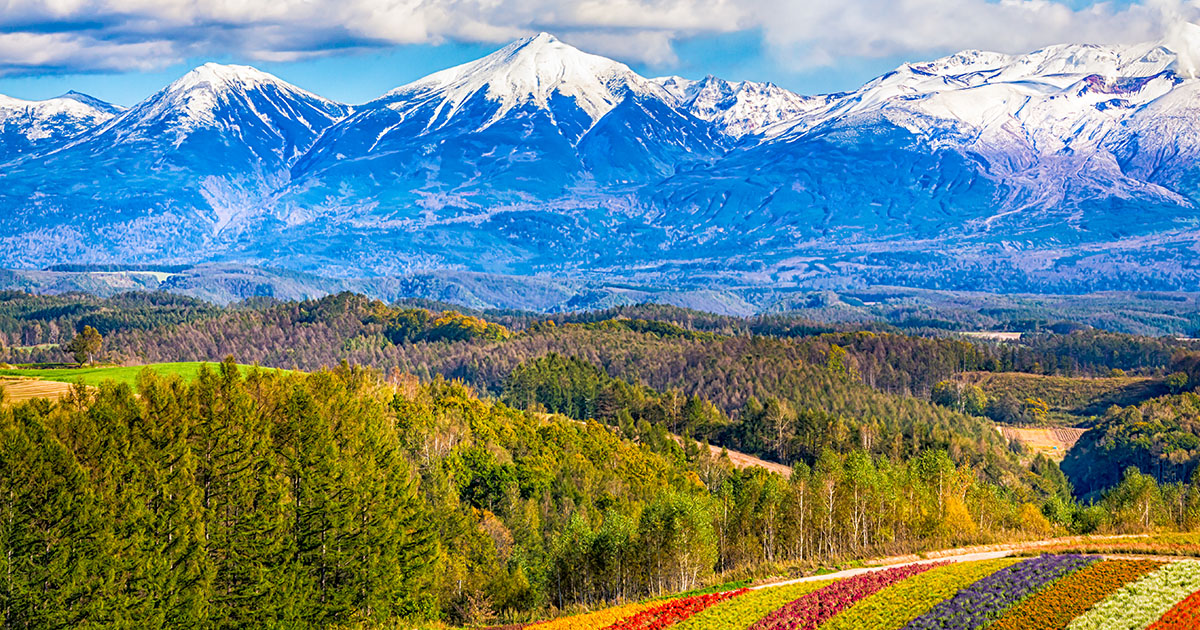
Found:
0,362 -> 279,389
958,371 -> 1167,424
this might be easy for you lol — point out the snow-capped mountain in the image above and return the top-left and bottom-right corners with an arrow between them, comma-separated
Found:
0,91 -> 121,159
654,75 -> 826,138
657,26 -> 1200,252
3,30 -> 1200,293
383,32 -> 672,133
64,62 -> 350,164
282,33 -> 723,232
0,63 -> 351,263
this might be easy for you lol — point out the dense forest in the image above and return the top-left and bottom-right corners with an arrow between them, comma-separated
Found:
6,291 -> 1200,626
0,359 -> 1166,628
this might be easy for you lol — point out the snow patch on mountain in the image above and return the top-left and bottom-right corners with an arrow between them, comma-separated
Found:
0,92 -> 119,143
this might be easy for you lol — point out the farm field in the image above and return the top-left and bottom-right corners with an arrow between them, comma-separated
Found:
492,555 -> 1200,630
1033,533 -> 1200,558
0,376 -> 75,403
0,361 -> 281,390
996,426 -> 1087,461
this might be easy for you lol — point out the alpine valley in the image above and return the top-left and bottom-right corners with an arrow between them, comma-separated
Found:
4,29 -> 1200,301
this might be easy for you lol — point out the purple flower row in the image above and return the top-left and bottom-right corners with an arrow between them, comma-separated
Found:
901,554 -> 1099,630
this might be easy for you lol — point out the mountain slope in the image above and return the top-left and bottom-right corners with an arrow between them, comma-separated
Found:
0,91 -> 121,159
3,32 -> 1200,293
0,64 -> 350,266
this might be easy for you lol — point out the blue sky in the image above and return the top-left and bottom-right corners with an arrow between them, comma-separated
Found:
0,0 -> 1192,106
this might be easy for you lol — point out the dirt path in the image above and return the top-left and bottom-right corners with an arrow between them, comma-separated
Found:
695,441 -> 792,476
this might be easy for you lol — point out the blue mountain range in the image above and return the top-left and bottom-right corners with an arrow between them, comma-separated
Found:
3,31 -> 1200,293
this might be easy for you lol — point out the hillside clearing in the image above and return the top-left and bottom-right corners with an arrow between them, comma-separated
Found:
959,371 -> 1165,423
0,362 -> 281,390
997,425 -> 1087,460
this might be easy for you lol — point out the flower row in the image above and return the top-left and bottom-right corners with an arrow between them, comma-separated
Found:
820,558 -> 1022,630
602,589 -> 749,630
530,599 -> 664,630
673,579 -> 839,630
991,559 -> 1162,630
749,561 -> 946,630
1149,589 -> 1200,629
522,556 -> 1200,630
1067,560 -> 1200,630
902,554 -> 1098,630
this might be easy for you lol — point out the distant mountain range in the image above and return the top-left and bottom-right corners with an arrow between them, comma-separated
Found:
4,29 -> 1200,296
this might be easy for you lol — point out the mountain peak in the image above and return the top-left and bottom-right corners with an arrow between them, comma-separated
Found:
169,62 -> 285,94
387,32 -> 651,124
56,90 -> 124,115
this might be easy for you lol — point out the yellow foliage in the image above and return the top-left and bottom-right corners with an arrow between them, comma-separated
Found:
1019,502 -> 1053,535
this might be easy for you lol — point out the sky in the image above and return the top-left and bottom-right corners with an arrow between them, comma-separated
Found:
0,0 -> 1197,106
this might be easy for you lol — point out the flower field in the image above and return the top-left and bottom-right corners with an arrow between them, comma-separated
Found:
749,561 -> 943,630
529,600 -> 665,630
510,556 -> 1200,630
602,589 -> 749,630
1066,561 -> 1200,630
1148,589 -> 1200,629
671,579 -> 837,630
991,559 -> 1162,630
902,554 -> 1097,630
818,558 -> 1022,630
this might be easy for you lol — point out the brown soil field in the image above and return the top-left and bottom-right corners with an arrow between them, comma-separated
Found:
997,425 -> 1087,460
0,377 -> 75,404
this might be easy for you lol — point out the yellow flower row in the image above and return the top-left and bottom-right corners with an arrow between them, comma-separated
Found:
531,600 -> 662,630
671,578 -> 837,630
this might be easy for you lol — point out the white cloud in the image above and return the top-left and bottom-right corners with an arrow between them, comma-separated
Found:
754,0 -> 1200,70
0,0 -> 1194,77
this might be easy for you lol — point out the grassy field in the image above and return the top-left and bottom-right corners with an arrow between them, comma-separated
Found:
0,362 -> 279,389
959,371 -> 1166,424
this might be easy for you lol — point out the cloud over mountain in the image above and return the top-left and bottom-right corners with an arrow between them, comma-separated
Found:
0,0 -> 1196,77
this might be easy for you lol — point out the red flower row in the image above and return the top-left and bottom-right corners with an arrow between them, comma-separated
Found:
749,562 -> 947,630
1148,589 -> 1200,629
602,589 -> 750,630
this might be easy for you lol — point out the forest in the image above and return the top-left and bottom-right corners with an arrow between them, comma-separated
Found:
4,291 -> 1200,627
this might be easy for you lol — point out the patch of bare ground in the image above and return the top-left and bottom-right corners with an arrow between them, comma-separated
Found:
997,425 -> 1087,460
0,377 -> 75,404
